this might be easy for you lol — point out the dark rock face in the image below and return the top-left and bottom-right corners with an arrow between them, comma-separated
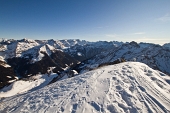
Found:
51,50 -> 78,69
26,52 -> 58,76
64,41 -> 121,62
7,57 -> 32,77
98,58 -> 126,68
7,50 -> 78,78
0,61 -> 16,89
72,58 -> 126,74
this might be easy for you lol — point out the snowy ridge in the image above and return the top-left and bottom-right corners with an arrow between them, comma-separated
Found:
0,62 -> 169,113
15,40 -> 40,57
0,39 -> 123,60
0,39 -> 90,59
79,42 -> 170,75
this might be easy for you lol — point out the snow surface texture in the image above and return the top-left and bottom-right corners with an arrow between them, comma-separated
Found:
0,62 -> 170,113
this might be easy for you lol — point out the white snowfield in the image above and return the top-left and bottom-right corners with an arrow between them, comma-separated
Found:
0,62 -> 170,113
0,73 -> 58,98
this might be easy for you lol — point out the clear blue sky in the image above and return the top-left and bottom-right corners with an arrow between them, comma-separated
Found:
0,0 -> 170,44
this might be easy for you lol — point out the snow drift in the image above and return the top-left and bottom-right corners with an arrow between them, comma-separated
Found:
0,62 -> 170,113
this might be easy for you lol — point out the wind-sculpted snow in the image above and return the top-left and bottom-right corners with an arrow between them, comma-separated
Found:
0,62 -> 170,113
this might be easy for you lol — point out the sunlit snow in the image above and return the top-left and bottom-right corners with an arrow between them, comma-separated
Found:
0,73 -> 58,98
0,62 -> 169,113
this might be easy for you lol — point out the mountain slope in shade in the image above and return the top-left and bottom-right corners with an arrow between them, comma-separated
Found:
0,60 -> 17,89
163,43 -> 170,49
77,41 -> 170,75
64,41 -> 123,61
0,62 -> 169,113
0,39 -> 123,89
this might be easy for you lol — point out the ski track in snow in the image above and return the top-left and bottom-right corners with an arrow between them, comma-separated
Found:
0,62 -> 170,113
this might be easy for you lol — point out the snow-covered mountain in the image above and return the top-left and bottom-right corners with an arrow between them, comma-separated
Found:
64,41 -> 123,61
0,38 -> 122,60
0,38 -> 89,59
0,62 -> 170,113
76,41 -> 170,75
0,39 -> 123,89
163,43 -> 170,49
0,38 -> 170,91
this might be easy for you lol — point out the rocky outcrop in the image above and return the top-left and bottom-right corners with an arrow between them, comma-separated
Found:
98,58 -> 126,68
7,50 -> 78,78
0,61 -> 16,89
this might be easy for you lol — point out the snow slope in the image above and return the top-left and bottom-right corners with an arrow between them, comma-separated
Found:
0,73 -> 58,98
0,62 -> 170,113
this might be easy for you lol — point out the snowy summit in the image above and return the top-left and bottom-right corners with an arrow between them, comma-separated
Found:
0,62 -> 170,113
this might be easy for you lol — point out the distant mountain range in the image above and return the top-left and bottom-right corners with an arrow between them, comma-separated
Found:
0,39 -> 170,89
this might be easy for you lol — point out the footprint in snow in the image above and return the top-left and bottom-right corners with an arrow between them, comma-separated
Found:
148,70 -> 153,73
159,72 -> 166,76
128,76 -> 135,80
70,104 -> 78,113
122,70 -> 126,73
145,70 -> 153,76
150,77 -> 157,81
88,101 -> 101,112
123,79 -> 130,83
127,70 -> 132,73
129,86 -> 135,92
146,73 -> 153,76
112,77 -> 117,80
116,85 -> 122,91
138,86 -> 146,92
122,67 -> 127,70
156,81 -> 164,88
107,104 -> 118,113
125,65 -> 132,68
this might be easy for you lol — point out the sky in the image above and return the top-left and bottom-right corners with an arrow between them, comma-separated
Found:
0,0 -> 170,45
